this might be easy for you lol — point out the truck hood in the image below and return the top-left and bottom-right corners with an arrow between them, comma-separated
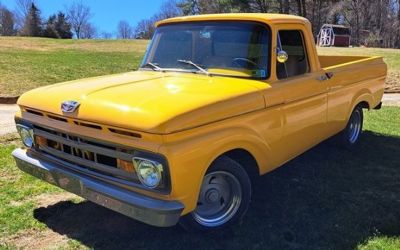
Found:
18,71 -> 267,134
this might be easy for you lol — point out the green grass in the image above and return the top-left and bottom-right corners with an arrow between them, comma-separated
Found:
0,107 -> 399,249
0,50 -> 142,96
0,37 -> 148,97
0,144 -> 60,237
358,236 -> 400,250
0,37 -> 399,97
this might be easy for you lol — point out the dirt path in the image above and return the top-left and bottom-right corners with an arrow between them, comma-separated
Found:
0,104 -> 19,135
382,93 -> 400,106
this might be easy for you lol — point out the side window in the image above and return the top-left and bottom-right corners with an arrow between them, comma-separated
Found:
276,30 -> 309,79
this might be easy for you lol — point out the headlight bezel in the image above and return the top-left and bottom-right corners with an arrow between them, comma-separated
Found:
133,157 -> 163,189
16,124 -> 35,148
132,151 -> 171,192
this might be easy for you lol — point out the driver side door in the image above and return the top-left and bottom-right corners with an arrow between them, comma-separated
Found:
273,28 -> 328,160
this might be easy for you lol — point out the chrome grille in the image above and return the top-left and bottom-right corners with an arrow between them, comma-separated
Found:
33,125 -> 139,182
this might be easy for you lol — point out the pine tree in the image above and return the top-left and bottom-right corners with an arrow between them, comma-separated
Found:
43,14 -> 57,38
21,3 -> 42,36
55,12 -> 72,39
41,11 -> 72,39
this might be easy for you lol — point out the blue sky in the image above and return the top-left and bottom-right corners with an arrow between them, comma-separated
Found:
1,0 -> 166,35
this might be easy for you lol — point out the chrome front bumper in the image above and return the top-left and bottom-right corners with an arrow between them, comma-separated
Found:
12,148 -> 184,227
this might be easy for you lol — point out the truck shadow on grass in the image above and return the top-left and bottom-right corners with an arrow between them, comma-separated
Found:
33,131 -> 400,250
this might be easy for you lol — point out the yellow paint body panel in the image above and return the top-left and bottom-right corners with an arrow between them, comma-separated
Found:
16,14 -> 387,215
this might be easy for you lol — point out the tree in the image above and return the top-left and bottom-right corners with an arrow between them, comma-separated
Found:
178,0 -> 201,15
134,18 -> 155,39
43,12 -> 72,39
0,5 -> 16,36
66,1 -> 91,39
134,0 -> 182,39
276,0 -> 287,13
157,0 -> 183,18
395,0 -> 400,47
14,0 -> 34,30
55,12 -> 73,38
117,20 -> 132,39
43,14 -> 57,38
101,31 -> 113,39
20,3 -> 42,36
80,22 -> 96,39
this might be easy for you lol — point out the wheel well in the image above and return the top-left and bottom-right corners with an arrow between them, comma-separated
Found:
357,101 -> 370,110
220,149 -> 260,178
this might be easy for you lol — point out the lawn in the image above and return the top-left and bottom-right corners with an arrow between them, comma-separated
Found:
0,107 -> 399,249
0,36 -> 399,97
0,37 -> 148,97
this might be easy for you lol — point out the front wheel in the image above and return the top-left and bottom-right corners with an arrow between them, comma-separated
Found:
338,105 -> 364,148
179,156 -> 251,232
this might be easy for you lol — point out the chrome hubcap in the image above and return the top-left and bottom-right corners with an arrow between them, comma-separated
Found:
348,109 -> 362,144
193,171 -> 242,227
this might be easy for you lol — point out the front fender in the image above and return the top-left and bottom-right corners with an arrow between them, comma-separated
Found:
159,126 -> 271,214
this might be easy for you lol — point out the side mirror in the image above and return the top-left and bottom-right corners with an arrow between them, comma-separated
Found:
277,50 -> 288,63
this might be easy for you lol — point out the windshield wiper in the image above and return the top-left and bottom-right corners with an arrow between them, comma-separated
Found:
177,60 -> 209,76
141,62 -> 162,71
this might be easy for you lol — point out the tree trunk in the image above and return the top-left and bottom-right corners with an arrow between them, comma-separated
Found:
316,0 -> 322,32
311,0 -> 317,34
398,0 -> 400,22
281,0 -> 289,14
278,0 -> 283,13
397,0 -> 400,47
301,0 -> 307,17
296,0 -> 302,15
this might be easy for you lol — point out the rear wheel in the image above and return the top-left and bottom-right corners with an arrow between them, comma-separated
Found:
338,105 -> 364,148
179,156 -> 251,232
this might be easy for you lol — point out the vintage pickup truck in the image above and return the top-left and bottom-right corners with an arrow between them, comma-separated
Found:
12,14 -> 387,231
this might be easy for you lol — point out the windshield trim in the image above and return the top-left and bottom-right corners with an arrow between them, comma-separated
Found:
140,20 -> 272,81
138,67 -> 266,80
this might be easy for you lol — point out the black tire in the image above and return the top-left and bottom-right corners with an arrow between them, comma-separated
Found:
179,156 -> 252,232
337,105 -> 364,149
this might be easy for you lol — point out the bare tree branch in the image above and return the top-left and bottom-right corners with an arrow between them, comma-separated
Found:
80,22 -> 96,39
117,20 -> 132,39
65,1 -> 91,39
14,0 -> 34,29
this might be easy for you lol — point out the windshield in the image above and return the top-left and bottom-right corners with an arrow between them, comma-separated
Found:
140,21 -> 270,79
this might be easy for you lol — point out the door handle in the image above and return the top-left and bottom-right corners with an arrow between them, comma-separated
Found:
317,75 -> 328,81
317,72 -> 334,81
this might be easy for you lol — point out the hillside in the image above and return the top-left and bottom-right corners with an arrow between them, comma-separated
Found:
0,37 -> 148,97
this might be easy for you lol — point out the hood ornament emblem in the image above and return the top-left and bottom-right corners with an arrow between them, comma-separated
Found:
61,100 -> 80,113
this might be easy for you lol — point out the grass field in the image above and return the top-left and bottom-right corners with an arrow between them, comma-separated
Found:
0,107 -> 399,249
0,36 -> 399,97
0,37 -> 148,97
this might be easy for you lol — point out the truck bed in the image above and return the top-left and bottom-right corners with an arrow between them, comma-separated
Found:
319,55 -> 387,111
319,55 -> 377,69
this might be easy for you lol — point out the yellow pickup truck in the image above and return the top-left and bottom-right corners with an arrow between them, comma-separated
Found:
12,14 -> 387,231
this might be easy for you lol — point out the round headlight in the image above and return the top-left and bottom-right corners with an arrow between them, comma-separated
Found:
135,160 -> 162,188
17,125 -> 34,148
